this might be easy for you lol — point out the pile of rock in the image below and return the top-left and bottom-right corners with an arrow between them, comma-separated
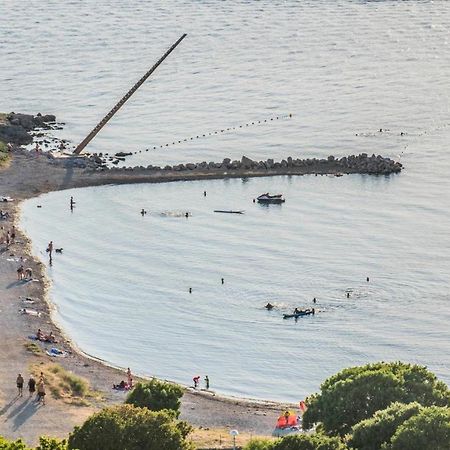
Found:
0,112 -> 57,145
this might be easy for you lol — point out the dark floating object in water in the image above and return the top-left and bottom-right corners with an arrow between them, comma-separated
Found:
55,248 -> 63,253
214,210 -> 244,214
283,309 -> 315,319
257,193 -> 285,204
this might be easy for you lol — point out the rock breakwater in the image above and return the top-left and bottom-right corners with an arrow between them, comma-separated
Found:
83,153 -> 402,177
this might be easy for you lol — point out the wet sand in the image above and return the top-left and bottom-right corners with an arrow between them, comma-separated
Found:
0,150 -> 296,446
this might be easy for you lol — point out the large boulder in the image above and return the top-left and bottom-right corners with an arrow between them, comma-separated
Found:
241,155 -> 253,169
0,124 -> 32,145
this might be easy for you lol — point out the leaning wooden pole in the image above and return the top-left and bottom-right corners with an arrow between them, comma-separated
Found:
73,34 -> 187,155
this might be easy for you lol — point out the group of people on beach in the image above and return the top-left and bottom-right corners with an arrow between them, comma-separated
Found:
35,328 -> 56,343
1,225 -> 15,247
193,375 -> 210,390
17,264 -> 33,281
16,373 -> 46,405
113,367 -> 134,390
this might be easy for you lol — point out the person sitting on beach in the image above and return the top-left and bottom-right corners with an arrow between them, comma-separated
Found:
113,380 -> 127,390
37,328 -> 44,340
45,331 -> 56,343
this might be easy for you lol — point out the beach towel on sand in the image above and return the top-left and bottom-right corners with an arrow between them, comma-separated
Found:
46,347 -> 68,358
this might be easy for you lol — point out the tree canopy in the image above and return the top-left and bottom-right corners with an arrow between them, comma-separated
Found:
348,402 -> 422,450
125,379 -> 184,416
67,404 -> 193,450
389,406 -> 450,450
302,362 -> 450,436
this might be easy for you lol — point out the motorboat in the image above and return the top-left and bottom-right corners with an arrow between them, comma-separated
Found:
257,193 -> 285,204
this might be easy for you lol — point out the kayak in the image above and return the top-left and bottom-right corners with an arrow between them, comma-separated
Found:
214,210 -> 244,214
283,310 -> 315,319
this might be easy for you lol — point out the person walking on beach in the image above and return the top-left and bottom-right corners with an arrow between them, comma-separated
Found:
28,375 -> 36,397
16,374 -> 24,396
11,226 -> 15,244
17,264 -> 24,281
37,379 -> 46,405
70,196 -> 75,211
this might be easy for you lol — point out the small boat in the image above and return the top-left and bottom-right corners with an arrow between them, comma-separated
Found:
214,210 -> 244,214
283,309 -> 315,319
257,193 -> 285,204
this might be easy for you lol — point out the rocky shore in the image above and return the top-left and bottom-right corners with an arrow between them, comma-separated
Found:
0,112 -> 57,146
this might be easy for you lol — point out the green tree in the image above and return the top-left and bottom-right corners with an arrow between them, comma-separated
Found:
125,379 -> 184,416
303,362 -> 450,436
389,406 -> 450,450
68,404 -> 193,450
348,402 -> 421,450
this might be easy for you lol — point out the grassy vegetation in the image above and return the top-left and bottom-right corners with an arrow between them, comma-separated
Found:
191,427 -> 276,449
30,362 -> 102,406
0,141 -> 10,167
24,341 -> 42,355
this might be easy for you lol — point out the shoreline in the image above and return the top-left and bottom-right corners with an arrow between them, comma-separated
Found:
0,148 -> 403,444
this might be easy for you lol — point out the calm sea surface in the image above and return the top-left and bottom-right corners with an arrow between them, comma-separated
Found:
2,0 -> 450,401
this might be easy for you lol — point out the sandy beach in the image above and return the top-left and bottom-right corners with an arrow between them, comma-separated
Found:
0,150 -> 296,446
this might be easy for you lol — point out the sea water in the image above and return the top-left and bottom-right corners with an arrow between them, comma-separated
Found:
2,0 -> 450,400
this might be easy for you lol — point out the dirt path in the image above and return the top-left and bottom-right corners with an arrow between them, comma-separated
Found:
0,151 -> 292,446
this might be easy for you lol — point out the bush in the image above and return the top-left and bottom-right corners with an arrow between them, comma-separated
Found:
348,402 -> 421,450
243,434 -> 346,450
389,406 -> 450,450
0,436 -> 29,450
303,362 -> 450,436
272,434 -> 346,450
68,404 -> 193,450
35,437 -> 67,450
125,379 -> 184,416
244,439 -> 274,450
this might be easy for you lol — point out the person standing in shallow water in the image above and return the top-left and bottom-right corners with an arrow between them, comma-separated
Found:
204,375 -> 209,390
47,241 -> 53,257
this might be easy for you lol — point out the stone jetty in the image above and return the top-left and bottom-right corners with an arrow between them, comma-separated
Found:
80,152 -> 402,177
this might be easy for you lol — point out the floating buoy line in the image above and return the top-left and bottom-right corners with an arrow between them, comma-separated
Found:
95,113 -> 293,159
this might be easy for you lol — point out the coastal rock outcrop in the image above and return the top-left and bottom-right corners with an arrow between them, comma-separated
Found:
0,112 -> 57,145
